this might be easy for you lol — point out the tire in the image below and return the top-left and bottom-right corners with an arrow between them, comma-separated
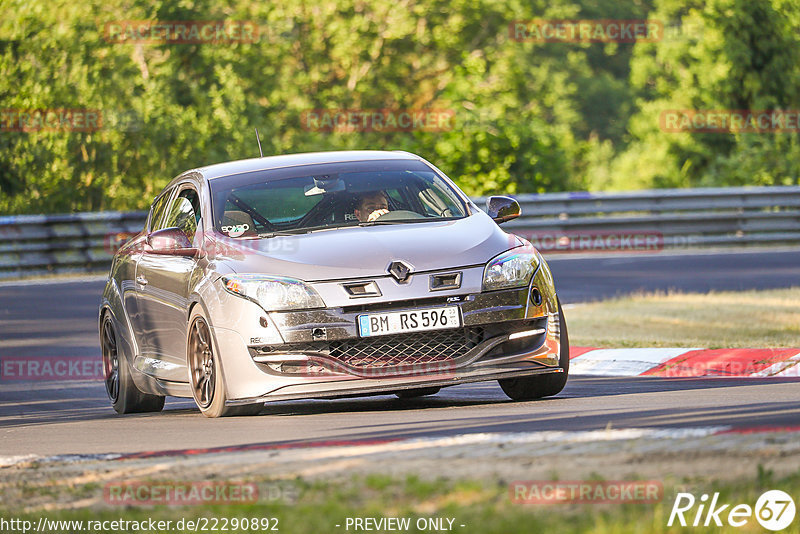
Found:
187,307 -> 262,418
101,313 -> 165,414
499,299 -> 569,401
395,387 -> 441,399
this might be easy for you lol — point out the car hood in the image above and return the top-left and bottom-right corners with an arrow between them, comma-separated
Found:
211,213 -> 520,282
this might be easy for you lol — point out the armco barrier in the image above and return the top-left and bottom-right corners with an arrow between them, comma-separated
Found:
478,185 -> 800,249
0,211 -> 147,279
1,185 -> 799,279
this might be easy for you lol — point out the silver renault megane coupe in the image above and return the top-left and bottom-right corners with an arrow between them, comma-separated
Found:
99,150 -> 569,417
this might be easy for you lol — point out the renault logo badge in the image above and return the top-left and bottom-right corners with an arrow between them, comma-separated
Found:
387,260 -> 413,283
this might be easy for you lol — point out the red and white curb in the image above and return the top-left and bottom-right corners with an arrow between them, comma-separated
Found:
570,347 -> 800,377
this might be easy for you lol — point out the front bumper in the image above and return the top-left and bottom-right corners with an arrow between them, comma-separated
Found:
209,260 -> 563,404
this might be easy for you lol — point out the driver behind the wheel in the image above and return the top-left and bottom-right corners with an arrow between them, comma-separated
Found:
354,191 -> 390,222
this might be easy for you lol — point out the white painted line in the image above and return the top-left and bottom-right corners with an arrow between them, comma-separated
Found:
46,453 -> 122,463
545,245 -> 800,262
570,347 -> 699,376
0,454 -> 39,467
12,427 -> 739,467
284,427 -> 734,462
0,274 -> 108,287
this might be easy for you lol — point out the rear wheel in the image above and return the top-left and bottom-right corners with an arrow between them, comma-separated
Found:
101,313 -> 165,414
499,300 -> 569,401
187,308 -> 262,418
395,387 -> 441,399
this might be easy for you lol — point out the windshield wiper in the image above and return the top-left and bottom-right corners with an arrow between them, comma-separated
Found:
256,219 -> 440,237
357,218 -> 434,226
257,225 -> 344,238
257,229 -> 311,238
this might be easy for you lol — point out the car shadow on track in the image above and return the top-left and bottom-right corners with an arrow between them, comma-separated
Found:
228,376 -> 800,417
1,376 -> 797,431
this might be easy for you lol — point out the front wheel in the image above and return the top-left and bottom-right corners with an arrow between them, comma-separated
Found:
187,307 -> 262,418
499,299 -> 569,401
101,313 -> 164,414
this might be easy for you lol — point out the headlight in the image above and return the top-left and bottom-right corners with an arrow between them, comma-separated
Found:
482,246 -> 540,290
222,274 -> 325,311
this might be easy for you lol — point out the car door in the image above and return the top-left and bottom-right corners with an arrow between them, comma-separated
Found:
134,184 -> 203,382
125,187 -> 175,361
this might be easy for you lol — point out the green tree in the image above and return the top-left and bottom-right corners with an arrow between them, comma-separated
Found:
602,0 -> 800,190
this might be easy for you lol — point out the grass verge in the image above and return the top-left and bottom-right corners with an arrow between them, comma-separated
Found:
3,468 -> 799,533
566,287 -> 800,349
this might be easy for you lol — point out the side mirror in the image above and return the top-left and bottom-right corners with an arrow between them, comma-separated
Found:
147,227 -> 199,257
486,196 -> 521,224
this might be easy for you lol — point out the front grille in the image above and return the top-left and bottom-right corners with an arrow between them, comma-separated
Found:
265,327 -> 485,369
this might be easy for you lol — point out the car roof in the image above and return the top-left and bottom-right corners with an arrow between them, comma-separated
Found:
189,150 -> 422,182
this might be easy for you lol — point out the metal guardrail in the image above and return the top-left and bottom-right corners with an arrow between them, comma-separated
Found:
489,185 -> 800,250
0,211 -> 147,279
1,185 -> 799,279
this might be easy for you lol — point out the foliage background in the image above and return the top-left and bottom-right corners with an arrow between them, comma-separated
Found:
0,0 -> 798,214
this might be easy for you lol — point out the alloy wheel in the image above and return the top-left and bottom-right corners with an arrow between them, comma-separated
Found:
101,316 -> 120,402
189,317 -> 216,408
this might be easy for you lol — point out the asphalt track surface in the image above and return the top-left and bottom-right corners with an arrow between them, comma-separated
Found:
0,248 -> 798,457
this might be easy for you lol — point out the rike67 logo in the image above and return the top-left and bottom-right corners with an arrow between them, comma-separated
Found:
668,490 -> 796,531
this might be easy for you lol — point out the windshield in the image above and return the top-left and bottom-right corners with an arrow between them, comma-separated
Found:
209,161 -> 468,238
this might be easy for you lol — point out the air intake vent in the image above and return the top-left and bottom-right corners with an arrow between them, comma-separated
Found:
429,272 -> 462,291
341,281 -> 382,298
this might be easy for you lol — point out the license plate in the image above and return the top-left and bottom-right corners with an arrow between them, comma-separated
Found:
357,306 -> 461,337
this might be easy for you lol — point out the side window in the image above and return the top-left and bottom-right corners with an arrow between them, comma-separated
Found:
148,189 -> 174,232
418,187 -> 455,217
161,188 -> 202,243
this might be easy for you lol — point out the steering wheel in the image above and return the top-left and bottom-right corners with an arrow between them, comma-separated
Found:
372,209 -> 426,221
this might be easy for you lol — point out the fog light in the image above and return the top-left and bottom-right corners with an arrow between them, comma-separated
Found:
530,287 -> 543,306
